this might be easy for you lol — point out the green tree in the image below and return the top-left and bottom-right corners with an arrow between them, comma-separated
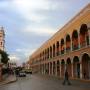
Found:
0,50 -> 9,64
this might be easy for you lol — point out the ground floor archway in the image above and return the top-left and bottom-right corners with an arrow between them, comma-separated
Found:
53,61 -> 56,76
73,56 -> 80,78
61,59 -> 65,77
66,58 -> 72,78
82,53 -> 90,79
57,60 -> 60,76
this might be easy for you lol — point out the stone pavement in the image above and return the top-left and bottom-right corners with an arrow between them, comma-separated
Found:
0,74 -> 90,90
0,75 -> 17,86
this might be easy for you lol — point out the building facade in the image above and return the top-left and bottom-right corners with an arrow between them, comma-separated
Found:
0,27 -> 5,51
29,4 -> 90,79
0,27 -> 5,81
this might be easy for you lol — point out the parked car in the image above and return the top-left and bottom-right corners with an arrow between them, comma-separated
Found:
19,71 -> 26,77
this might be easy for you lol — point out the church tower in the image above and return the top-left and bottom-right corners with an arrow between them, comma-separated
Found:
0,26 -> 5,51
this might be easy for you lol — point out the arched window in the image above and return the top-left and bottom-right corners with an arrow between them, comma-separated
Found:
57,60 -> 60,76
43,51 -> 44,60
61,38 -> 64,54
40,53 -> 42,61
53,61 -> 56,75
73,56 -> 80,78
50,46 -> 52,58
66,58 -> 72,77
46,48 -> 48,59
47,48 -> 49,59
80,24 -> 89,48
53,44 -> 55,57
66,34 -> 71,53
50,62 -> 52,75
56,41 -> 59,56
72,30 -> 79,50
45,49 -> 47,60
61,59 -> 65,77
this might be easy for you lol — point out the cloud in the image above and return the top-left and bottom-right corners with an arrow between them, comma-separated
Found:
15,48 -> 36,61
16,48 -> 35,56
22,26 -> 57,36
9,54 -> 20,62
11,0 -> 49,22
10,0 -> 69,23
9,54 -> 26,65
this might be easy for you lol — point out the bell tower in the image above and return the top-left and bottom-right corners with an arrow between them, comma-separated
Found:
0,26 -> 5,51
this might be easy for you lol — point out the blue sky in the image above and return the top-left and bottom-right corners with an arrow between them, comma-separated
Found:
0,0 -> 89,65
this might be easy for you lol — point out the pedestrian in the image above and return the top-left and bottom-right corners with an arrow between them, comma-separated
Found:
62,69 -> 71,85
83,70 -> 86,79
77,70 -> 80,78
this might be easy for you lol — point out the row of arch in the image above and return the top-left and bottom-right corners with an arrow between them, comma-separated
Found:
40,53 -> 90,79
36,24 -> 90,62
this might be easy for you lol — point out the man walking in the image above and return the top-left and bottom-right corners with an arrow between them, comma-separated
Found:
62,69 -> 71,85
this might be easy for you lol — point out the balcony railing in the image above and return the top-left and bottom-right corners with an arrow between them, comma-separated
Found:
66,47 -> 70,53
61,50 -> 64,54
86,37 -> 89,45
80,42 -> 86,48
72,45 -> 79,51
56,52 -> 59,56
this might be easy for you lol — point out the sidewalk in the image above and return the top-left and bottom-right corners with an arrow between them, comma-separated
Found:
0,75 -> 17,86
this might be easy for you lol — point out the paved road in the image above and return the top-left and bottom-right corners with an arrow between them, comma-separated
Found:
0,74 -> 90,90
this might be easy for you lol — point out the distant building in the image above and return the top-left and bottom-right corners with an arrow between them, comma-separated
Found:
8,60 -> 17,69
0,27 -> 5,51
29,4 -> 90,80
25,62 -> 30,69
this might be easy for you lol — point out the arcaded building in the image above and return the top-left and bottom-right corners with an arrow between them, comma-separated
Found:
29,4 -> 90,79
0,27 -> 5,51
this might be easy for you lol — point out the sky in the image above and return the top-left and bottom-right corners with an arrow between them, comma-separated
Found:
0,0 -> 89,65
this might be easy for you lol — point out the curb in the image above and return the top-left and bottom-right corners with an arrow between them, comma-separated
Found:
0,77 -> 17,86
6,78 -> 17,84
69,78 -> 90,83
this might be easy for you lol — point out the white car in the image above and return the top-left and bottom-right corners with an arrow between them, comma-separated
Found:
19,71 -> 26,77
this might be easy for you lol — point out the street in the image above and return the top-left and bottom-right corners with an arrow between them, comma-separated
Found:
0,74 -> 90,90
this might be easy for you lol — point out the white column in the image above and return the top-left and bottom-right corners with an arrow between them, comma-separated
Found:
59,43 -> 61,55
80,62 -> 83,79
42,65 -> 43,74
49,63 -> 50,75
60,62 -> 62,78
88,28 -> 90,45
55,45 -> 56,57
71,38 -> 72,51
71,60 -> 74,78
44,64 -> 45,74
64,38 -> 66,54
49,49 -> 50,59
65,61 -> 67,71
52,47 -> 53,58
52,62 -> 53,76
78,31 -> 81,49
55,62 -> 57,76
